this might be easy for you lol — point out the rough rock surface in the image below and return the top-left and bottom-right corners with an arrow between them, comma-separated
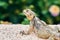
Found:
0,24 -> 46,40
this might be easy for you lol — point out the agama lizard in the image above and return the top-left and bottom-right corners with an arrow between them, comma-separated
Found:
22,9 -> 60,40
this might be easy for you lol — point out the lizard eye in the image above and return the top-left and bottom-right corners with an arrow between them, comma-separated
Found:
26,10 -> 29,12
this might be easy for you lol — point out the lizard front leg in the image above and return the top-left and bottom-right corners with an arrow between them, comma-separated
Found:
20,26 -> 34,35
26,26 -> 34,35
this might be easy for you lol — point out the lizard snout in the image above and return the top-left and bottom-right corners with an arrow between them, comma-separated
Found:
23,9 -> 31,14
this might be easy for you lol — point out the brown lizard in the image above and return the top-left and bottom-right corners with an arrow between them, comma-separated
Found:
22,9 -> 60,40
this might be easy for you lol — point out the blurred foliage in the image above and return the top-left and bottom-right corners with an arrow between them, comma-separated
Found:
21,18 -> 30,25
0,0 -> 60,24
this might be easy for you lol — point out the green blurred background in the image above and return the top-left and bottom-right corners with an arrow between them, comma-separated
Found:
0,0 -> 60,24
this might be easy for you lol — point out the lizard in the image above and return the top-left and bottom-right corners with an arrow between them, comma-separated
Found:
21,9 -> 60,40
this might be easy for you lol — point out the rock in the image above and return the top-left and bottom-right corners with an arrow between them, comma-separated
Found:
0,24 -> 46,40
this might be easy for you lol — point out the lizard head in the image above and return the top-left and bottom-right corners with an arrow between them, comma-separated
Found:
23,9 -> 35,21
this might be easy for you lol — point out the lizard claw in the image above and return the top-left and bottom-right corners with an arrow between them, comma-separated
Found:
20,31 -> 25,36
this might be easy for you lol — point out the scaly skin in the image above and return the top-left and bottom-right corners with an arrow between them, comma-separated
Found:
22,9 -> 60,40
